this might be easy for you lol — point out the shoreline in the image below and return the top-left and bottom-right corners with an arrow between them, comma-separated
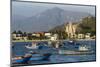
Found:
11,39 -> 95,42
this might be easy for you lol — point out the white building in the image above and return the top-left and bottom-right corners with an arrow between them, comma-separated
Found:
12,34 -> 17,38
85,33 -> 91,39
45,33 -> 51,36
65,22 -> 77,38
32,33 -> 37,36
32,33 -> 40,37
77,34 -> 85,39
22,37 -> 27,41
44,32 -> 51,37
50,34 -> 58,41
12,33 -> 22,40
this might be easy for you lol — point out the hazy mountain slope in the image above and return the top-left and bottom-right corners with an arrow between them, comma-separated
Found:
12,7 -> 92,32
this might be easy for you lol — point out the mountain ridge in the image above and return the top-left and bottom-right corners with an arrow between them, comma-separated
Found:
11,7 -> 93,32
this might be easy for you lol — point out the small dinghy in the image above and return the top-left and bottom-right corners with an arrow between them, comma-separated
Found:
12,54 -> 32,64
25,42 -> 38,49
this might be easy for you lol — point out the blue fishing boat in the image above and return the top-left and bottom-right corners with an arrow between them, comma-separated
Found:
67,40 -> 76,45
12,54 -> 32,64
29,51 -> 51,61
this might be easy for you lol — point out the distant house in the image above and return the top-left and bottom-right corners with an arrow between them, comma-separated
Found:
32,33 -> 37,36
50,34 -> 58,41
44,32 -> 51,37
77,34 -> 85,39
33,33 -> 40,37
36,33 -> 41,37
91,35 -> 96,39
12,33 -> 23,40
12,33 -> 17,40
85,33 -> 91,39
16,37 -> 22,40
12,33 -> 17,37
16,34 -> 22,37
32,32 -> 44,37
22,37 -> 27,41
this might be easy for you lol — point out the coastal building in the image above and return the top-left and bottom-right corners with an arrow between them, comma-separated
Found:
12,33 -> 17,40
44,32 -> 51,37
85,33 -> 91,39
35,33 -> 41,37
32,32 -> 43,37
65,22 -> 77,39
12,33 -> 17,38
12,33 -> 23,40
15,37 -> 22,40
91,35 -> 96,39
50,34 -> 58,41
16,34 -> 22,37
22,37 -> 28,41
32,33 -> 37,36
77,34 -> 85,39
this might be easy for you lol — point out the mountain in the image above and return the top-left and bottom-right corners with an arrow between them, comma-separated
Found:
11,7 -> 92,32
11,14 -> 28,32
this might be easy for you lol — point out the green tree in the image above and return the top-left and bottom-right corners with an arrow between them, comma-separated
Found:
76,16 -> 96,36
12,30 -> 17,34
27,33 -> 32,40
17,30 -> 23,34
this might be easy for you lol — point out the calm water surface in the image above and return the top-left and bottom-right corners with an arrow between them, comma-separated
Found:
12,40 -> 96,65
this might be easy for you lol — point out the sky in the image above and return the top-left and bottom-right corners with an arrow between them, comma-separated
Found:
12,1 -> 96,17
11,1 -> 96,32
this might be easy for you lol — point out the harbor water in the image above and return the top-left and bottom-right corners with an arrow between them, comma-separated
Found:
12,40 -> 96,65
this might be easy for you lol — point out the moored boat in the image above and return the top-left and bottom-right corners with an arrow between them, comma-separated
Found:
29,51 -> 51,61
25,42 -> 38,49
58,45 -> 93,55
12,54 -> 32,64
78,45 -> 90,51
58,50 -> 94,55
67,39 -> 76,45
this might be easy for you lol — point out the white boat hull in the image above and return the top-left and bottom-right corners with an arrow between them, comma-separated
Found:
25,45 -> 38,49
58,50 -> 94,55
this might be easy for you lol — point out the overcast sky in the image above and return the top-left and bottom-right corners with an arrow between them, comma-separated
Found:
12,1 -> 95,17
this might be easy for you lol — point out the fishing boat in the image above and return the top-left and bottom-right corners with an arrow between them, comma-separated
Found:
68,40 -> 75,44
58,45 -> 93,55
58,49 -> 94,55
78,45 -> 91,51
29,51 -> 51,61
12,54 -> 32,64
25,42 -> 38,49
